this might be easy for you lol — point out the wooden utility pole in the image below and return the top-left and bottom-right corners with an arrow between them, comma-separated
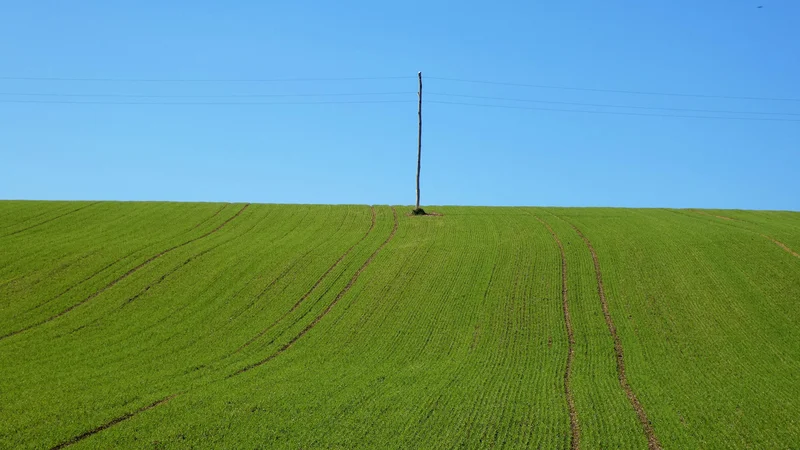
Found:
415,71 -> 423,212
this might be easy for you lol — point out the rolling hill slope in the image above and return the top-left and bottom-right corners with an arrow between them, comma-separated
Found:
1,201 -> 798,449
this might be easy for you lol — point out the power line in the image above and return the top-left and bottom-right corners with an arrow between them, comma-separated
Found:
426,92 -> 800,117
0,91 -> 415,99
0,75 -> 414,83
3,97 -> 797,122
426,100 -> 800,122
6,88 -> 796,116
6,73 -> 797,103
427,76 -> 800,103
0,99 -> 415,106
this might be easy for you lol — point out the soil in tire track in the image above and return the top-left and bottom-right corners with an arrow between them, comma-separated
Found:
123,206 -> 303,309
24,254 -> 130,314
565,220 -> 662,450
0,204 -> 250,341
198,207 -> 340,330
1,202 -> 99,238
121,245 -> 222,307
23,204 -> 245,314
233,206 -> 377,354
189,203 -> 229,230
5,251 -> 98,308
535,216 -> 580,450
49,394 -> 179,449
762,235 -> 800,259
232,207 -> 398,376
689,209 -> 736,222
684,209 -> 800,260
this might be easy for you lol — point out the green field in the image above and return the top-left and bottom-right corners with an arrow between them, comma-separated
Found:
1,201 -> 798,449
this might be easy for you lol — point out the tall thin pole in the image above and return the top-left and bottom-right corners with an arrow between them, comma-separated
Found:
416,71 -> 422,211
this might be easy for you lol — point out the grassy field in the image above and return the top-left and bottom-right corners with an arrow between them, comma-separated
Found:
1,201 -> 798,449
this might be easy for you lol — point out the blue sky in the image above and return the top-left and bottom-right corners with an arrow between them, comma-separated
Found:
1,1 -> 798,210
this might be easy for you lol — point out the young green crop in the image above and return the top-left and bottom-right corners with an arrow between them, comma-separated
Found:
0,202 -> 797,448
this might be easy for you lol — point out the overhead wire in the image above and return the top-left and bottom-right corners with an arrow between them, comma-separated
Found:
2,73 -> 797,102
426,76 -> 800,103
0,75 -> 414,82
0,99 -> 415,105
0,91 -> 415,99
1,73 -> 798,121
426,100 -> 800,122
426,92 -> 800,116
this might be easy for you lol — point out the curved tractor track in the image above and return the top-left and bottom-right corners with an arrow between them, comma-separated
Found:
122,205 -> 295,309
1,202 -> 99,238
688,210 -> 800,260
566,220 -> 662,450
762,235 -> 800,259
232,207 -> 398,377
49,394 -> 179,449
0,204 -> 250,341
23,204 -> 244,314
233,206 -> 377,354
535,216 -> 580,450
45,208 -> 389,448
189,203 -> 229,230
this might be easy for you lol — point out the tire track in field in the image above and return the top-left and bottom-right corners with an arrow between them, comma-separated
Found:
565,220 -> 662,450
25,204 -> 243,314
232,206 -> 377,354
762,235 -> 800,259
121,245 -> 224,307
49,394 -> 179,449
1,202 -> 99,238
121,206 -> 304,309
184,208 -> 349,346
70,206 -> 279,338
0,204 -> 250,341
688,209 -> 762,226
25,255 -> 130,314
219,207 -> 322,322
696,210 -> 800,259
231,207 -> 397,376
683,210 -> 800,260
4,250 -> 97,295
0,207 -> 54,232
535,216 -> 579,450
252,210 -> 399,353
189,203 -> 228,230
689,209 -> 736,222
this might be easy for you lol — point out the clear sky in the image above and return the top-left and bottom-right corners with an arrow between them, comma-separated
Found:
1,1 -> 798,210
